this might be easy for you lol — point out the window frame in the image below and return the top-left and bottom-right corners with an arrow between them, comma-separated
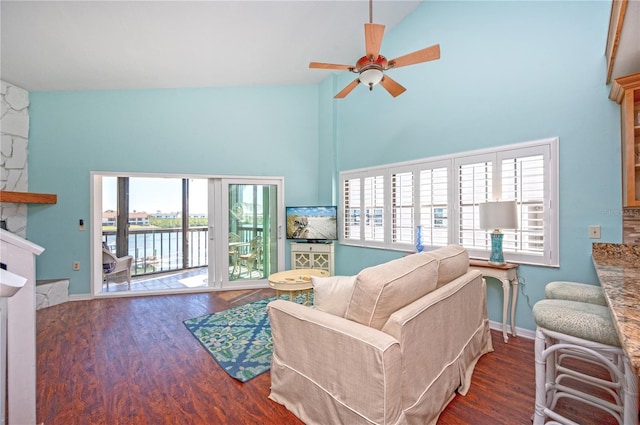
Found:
339,137 -> 559,267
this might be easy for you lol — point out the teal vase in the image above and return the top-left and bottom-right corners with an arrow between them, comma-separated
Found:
489,232 -> 505,264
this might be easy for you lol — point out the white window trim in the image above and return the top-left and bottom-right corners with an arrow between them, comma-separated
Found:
339,137 -> 559,267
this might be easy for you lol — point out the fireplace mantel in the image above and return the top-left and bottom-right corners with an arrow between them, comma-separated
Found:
0,191 -> 57,204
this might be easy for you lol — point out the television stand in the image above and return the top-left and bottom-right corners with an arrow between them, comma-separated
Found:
290,242 -> 334,275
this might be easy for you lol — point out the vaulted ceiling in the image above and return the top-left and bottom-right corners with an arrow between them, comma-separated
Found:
0,1 -> 422,92
2,1 -> 638,93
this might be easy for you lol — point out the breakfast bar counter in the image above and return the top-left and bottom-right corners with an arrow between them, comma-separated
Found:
592,243 -> 640,374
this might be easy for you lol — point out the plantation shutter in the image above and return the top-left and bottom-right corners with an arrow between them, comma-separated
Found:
391,171 -> 414,245
457,158 -> 493,250
419,166 -> 449,247
339,138 -> 557,266
363,175 -> 385,242
500,153 -> 546,257
342,177 -> 361,241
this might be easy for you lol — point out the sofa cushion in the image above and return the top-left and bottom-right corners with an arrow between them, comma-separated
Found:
312,275 -> 357,317
423,245 -> 469,288
345,254 -> 439,330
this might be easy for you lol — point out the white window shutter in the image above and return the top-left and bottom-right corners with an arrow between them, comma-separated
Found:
363,175 -> 385,242
391,171 -> 414,244
419,166 -> 449,247
342,178 -> 361,241
457,160 -> 493,250
501,154 -> 546,257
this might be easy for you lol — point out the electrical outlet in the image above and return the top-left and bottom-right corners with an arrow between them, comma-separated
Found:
73,261 -> 80,271
589,225 -> 601,239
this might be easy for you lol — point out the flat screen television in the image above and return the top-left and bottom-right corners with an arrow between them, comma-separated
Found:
286,206 -> 338,242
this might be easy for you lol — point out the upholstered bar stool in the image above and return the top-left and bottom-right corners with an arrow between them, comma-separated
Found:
545,281 -> 607,306
532,299 -> 639,425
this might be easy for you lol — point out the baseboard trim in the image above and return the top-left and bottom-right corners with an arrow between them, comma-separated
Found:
488,319 -> 534,340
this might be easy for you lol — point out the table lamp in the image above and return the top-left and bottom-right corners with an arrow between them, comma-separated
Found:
479,200 -> 518,265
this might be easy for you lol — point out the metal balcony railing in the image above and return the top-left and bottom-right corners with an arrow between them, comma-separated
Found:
102,227 -> 208,276
102,226 -> 263,277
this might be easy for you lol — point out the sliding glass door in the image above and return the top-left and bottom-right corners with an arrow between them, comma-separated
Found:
93,173 -> 284,295
212,178 -> 282,290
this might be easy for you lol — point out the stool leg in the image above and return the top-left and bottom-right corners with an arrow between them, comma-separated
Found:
623,357 -> 639,425
545,334 -> 560,411
534,328 -> 548,425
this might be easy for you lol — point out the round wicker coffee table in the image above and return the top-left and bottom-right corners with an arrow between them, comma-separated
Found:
268,268 -> 329,305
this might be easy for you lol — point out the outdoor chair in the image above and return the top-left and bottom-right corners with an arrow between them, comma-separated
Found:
102,243 -> 133,290
239,236 -> 262,278
229,232 -> 241,279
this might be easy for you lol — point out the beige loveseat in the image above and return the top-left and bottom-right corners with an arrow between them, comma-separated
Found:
267,245 -> 493,425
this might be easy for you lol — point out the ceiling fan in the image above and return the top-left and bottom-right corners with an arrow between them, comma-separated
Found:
309,0 -> 440,99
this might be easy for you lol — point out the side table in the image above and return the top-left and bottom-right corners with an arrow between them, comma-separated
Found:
469,259 -> 519,343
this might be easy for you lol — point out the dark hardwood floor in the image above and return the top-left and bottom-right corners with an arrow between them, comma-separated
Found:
36,290 -> 618,425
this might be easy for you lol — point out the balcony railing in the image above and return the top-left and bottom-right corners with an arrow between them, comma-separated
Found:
103,227 -> 207,276
102,226 -> 263,277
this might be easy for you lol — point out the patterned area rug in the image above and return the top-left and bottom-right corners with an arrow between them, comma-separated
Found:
184,294 -> 311,382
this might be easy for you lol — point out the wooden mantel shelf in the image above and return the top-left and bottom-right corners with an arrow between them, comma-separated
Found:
0,191 -> 57,204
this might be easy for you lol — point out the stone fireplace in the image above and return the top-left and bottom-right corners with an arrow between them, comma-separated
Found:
0,81 -> 30,238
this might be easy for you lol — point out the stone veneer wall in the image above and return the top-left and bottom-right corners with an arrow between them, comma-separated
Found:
0,81 -> 30,238
623,208 -> 640,245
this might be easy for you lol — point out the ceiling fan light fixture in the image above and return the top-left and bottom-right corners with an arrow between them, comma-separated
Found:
359,68 -> 384,89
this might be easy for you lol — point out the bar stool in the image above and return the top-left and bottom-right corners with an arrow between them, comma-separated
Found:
545,280 -> 607,306
533,299 -> 638,425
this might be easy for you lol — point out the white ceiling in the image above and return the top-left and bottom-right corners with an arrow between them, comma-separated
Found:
0,0 -> 423,92
2,1 -> 638,93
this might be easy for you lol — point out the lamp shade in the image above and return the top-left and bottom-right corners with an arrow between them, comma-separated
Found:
479,201 -> 518,230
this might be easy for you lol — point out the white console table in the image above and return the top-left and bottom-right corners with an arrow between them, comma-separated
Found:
469,259 -> 519,343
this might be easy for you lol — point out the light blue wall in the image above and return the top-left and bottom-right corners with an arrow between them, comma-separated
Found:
329,0 -> 621,331
317,76 -> 340,205
26,1 -> 622,332
27,85 -> 319,294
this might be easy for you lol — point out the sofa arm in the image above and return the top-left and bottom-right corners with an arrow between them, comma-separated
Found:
267,299 -> 403,425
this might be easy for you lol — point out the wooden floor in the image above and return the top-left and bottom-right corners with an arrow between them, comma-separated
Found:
36,290 -> 619,425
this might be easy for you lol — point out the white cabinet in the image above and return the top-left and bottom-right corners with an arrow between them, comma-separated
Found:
290,242 -> 334,275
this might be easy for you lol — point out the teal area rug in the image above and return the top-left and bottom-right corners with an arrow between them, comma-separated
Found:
184,294 -> 311,382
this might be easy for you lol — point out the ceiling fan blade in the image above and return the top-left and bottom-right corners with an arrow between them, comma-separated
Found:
309,62 -> 353,71
388,44 -> 440,69
365,23 -> 385,59
334,78 -> 360,99
379,74 -> 406,97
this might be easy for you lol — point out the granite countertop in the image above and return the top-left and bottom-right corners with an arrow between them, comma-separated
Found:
592,243 -> 640,374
